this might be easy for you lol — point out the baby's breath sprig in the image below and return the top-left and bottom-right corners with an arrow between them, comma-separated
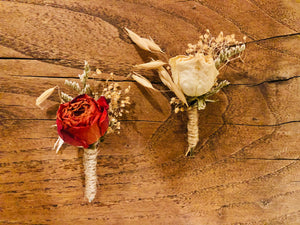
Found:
186,29 -> 246,68
60,91 -> 73,103
186,29 -> 246,69
64,80 -> 81,93
101,74 -> 131,134
170,97 -> 185,114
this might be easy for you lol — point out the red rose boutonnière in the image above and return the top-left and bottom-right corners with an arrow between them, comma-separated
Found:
36,61 -> 131,202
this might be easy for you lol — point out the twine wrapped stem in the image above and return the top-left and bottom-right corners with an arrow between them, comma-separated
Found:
186,106 -> 199,156
83,144 -> 98,202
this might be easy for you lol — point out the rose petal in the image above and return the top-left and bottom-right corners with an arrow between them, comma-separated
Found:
97,96 -> 109,110
169,54 -> 219,97
98,110 -> 109,136
56,94 -> 109,147
67,121 -> 100,147
57,122 -> 89,147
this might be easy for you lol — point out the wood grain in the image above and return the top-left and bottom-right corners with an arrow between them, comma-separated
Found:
0,0 -> 299,224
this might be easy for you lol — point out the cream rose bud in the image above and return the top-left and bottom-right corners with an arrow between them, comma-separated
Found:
169,54 -> 219,97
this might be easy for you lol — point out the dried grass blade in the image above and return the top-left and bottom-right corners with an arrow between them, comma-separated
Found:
157,67 -> 172,89
170,83 -> 188,106
134,60 -> 166,70
144,38 -> 162,52
53,136 -> 64,153
125,27 -> 151,51
36,86 -> 57,108
158,67 -> 187,106
125,27 -> 162,52
132,73 -> 158,91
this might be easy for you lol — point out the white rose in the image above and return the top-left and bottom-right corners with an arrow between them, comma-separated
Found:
169,54 -> 219,97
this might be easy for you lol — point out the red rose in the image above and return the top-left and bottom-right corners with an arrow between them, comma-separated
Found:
56,94 -> 109,148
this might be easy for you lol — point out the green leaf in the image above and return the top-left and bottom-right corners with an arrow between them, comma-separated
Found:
205,80 -> 229,97
197,98 -> 206,110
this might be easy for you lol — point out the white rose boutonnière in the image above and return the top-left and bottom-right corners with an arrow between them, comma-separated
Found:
126,28 -> 246,156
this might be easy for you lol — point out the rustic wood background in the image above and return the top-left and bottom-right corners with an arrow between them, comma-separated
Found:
1,0 -> 299,224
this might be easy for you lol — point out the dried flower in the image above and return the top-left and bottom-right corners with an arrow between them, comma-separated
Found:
101,73 -> 131,134
60,92 -> 73,102
96,69 -> 102,75
64,80 -> 81,92
169,54 -> 219,96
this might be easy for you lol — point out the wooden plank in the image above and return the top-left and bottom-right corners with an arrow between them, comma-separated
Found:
0,0 -> 299,224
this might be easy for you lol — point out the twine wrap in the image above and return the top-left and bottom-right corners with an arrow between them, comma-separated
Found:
186,106 -> 199,156
83,147 -> 98,202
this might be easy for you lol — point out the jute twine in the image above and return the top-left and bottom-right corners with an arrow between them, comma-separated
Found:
186,106 -> 199,156
83,147 -> 98,202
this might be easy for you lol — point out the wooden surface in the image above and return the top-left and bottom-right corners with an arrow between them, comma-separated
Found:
0,0 -> 300,224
